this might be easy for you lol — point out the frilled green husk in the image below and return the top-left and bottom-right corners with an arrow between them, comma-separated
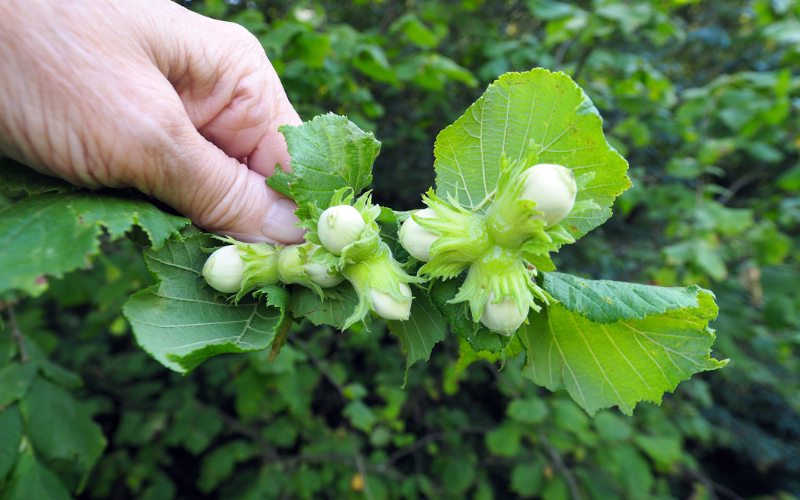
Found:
298,188 -> 422,329
449,245 -> 550,323
341,242 -> 425,330
411,153 -> 581,331
277,243 -> 325,298
302,189 -> 382,271
416,190 -> 492,279
215,238 -> 280,303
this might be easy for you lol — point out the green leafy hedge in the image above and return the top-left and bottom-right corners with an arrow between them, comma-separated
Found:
1,0 -> 799,499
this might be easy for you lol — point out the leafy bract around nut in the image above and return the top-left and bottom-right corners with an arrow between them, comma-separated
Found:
408,153 -> 564,329
277,244 -> 344,298
301,188 -> 425,329
302,245 -> 345,288
215,238 -> 280,302
370,283 -> 413,321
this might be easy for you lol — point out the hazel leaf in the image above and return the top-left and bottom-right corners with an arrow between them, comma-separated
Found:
433,68 -> 631,241
518,292 -> 727,416
0,191 -> 190,296
542,272 -> 706,324
267,113 -> 380,220
123,234 -> 288,373
387,289 -> 447,383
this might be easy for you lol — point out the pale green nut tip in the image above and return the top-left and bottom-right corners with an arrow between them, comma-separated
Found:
520,163 -> 577,228
202,245 -> 247,294
480,291 -> 529,335
398,208 -> 440,262
370,283 -> 413,321
318,204 -> 367,255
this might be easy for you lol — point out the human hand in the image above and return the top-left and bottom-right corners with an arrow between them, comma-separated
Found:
0,0 -> 305,244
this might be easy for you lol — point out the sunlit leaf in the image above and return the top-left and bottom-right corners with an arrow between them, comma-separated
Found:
543,272 -> 705,324
433,69 -> 630,242
267,113 -> 380,218
519,292 -> 727,415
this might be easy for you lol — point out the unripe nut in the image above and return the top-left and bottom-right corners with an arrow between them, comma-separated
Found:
520,163 -> 577,228
304,246 -> 344,287
203,245 -> 247,293
370,283 -> 413,321
317,205 -> 366,255
279,245 -> 344,288
399,209 -> 439,262
480,292 -> 528,335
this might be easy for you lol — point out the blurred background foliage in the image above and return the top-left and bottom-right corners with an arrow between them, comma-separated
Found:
2,0 -> 800,498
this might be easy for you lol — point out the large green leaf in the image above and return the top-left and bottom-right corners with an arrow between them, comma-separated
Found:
0,191 -> 190,296
387,289 -> 447,380
518,292 -> 727,416
19,377 -> 106,487
123,234 -> 289,373
0,448 -> 73,500
433,69 -> 630,240
542,272 -> 706,324
266,113 -> 380,217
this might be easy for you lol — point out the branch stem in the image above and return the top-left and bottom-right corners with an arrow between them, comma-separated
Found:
537,429 -> 583,500
7,305 -> 29,363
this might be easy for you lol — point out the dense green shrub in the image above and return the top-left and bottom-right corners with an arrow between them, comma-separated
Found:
1,0 -> 799,498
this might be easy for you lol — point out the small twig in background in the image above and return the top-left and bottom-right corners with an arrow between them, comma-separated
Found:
388,427 -> 487,464
289,334 -> 347,398
553,40 -> 572,70
716,171 -> 767,206
683,466 -> 744,500
351,432 -> 375,500
7,305 -> 29,363
537,429 -> 584,500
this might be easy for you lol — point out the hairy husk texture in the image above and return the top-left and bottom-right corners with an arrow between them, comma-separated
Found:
410,154 -> 578,331
300,188 -> 424,329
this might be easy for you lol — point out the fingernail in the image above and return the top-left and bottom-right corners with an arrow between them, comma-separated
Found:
261,198 -> 306,243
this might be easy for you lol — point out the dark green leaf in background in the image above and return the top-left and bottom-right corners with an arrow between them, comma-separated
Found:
19,378 -> 106,488
0,363 -> 37,409
0,449 -> 73,500
510,457 -> 546,498
0,405 -> 23,481
0,191 -> 189,296
23,340 -> 82,390
507,398 -> 549,425
0,159 -> 78,196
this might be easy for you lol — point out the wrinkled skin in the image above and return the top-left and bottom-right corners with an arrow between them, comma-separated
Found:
0,0 -> 306,243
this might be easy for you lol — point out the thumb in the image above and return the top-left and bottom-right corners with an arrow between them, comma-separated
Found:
157,124 -> 306,244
